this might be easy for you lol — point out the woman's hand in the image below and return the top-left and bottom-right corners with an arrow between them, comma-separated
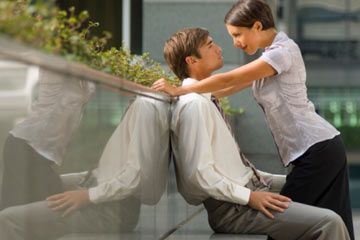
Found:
152,78 -> 178,96
47,190 -> 91,217
248,191 -> 291,219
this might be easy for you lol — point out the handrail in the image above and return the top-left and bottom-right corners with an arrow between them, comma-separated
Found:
0,34 -> 170,103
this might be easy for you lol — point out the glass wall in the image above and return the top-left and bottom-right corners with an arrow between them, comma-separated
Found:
0,51 -> 200,239
1,1 -> 359,239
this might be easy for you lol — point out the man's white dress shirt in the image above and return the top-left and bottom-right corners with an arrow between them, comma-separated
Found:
88,96 -> 170,205
171,78 -> 259,205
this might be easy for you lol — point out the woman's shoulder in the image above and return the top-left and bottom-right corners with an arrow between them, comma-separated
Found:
261,32 -> 304,74
263,32 -> 293,50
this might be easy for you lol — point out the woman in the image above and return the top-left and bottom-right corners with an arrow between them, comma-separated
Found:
152,0 -> 354,238
0,69 -> 95,210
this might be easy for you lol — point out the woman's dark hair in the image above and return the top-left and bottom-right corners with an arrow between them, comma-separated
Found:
224,0 -> 275,30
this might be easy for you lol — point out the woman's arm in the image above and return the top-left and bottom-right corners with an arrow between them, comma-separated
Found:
211,81 -> 252,98
152,59 -> 276,96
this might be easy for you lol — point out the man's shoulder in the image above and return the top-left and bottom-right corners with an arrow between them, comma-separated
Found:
178,93 -> 209,104
173,93 -> 212,115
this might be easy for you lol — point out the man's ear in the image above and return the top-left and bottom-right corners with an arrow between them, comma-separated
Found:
185,56 -> 197,65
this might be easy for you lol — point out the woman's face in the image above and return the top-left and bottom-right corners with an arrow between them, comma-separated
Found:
225,24 -> 260,55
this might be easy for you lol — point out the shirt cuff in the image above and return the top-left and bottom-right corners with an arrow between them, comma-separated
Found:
233,185 -> 251,205
88,187 -> 102,204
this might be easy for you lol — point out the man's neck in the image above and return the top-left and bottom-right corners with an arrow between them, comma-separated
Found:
189,72 -> 212,81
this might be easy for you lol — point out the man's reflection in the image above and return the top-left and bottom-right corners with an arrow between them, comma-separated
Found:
0,95 -> 170,239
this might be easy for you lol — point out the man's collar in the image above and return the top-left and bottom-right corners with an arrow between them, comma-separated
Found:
182,78 -> 211,100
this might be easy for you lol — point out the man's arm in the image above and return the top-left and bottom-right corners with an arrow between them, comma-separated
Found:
248,191 -> 290,219
178,100 -> 252,205
47,190 -> 90,217
47,97 -> 169,215
87,97 -> 169,205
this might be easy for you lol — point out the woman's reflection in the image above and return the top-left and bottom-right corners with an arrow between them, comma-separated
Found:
0,69 -> 95,210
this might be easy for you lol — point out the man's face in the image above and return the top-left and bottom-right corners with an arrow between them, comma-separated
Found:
195,36 -> 223,73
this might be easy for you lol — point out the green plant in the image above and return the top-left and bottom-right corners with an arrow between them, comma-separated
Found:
0,0 -> 179,85
0,0 -> 239,114
219,97 -> 244,116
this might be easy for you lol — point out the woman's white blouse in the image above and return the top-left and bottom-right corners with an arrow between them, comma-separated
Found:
10,70 -> 95,165
253,31 -> 339,166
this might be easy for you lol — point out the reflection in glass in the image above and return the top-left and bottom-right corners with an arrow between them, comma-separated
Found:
0,68 -> 170,239
0,68 -> 95,209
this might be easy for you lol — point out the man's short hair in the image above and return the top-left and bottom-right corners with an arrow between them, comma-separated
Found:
163,28 -> 209,80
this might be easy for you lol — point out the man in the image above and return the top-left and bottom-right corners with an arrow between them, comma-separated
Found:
157,27 -> 350,239
0,96 -> 170,239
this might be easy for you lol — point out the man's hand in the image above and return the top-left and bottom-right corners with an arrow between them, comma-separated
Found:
47,190 -> 91,217
151,78 -> 178,96
248,191 -> 291,219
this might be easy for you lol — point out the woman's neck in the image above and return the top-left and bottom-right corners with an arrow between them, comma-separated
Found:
260,28 -> 278,48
